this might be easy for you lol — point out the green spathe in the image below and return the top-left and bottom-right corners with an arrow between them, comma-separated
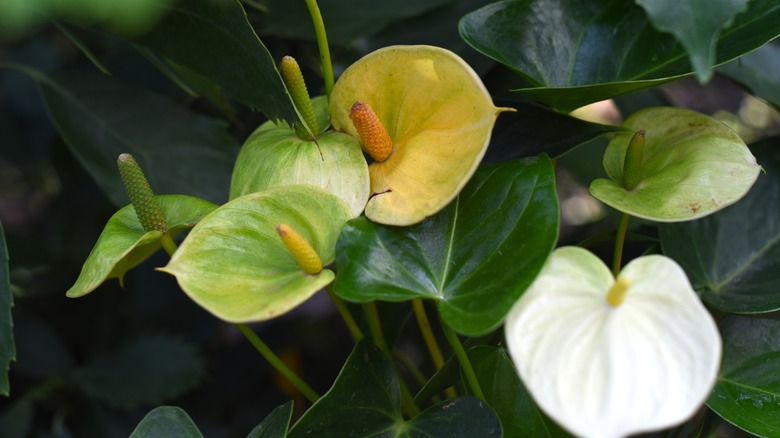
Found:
159,185 -> 352,323
505,247 -> 721,438
66,195 -> 217,298
590,107 -> 760,221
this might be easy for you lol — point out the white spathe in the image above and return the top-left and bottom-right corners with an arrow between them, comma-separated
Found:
504,247 -> 721,438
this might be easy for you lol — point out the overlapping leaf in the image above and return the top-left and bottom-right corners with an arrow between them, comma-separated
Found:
247,401 -> 293,438
719,41 -> 780,109
335,157 -> 559,335
0,221 -> 14,396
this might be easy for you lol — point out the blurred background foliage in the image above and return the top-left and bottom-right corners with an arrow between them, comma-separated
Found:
0,0 -> 779,436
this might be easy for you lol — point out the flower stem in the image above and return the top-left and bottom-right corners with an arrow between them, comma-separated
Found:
303,0 -> 334,96
362,302 -> 419,417
325,284 -> 364,342
412,299 -> 456,398
440,320 -> 485,401
612,213 -> 631,276
236,323 -> 320,403
159,233 -> 178,257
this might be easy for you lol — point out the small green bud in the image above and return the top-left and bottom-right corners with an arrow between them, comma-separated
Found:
622,130 -> 646,191
117,153 -> 168,233
280,56 -> 319,140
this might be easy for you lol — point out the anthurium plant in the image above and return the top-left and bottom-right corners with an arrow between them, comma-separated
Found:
1,0 -> 779,437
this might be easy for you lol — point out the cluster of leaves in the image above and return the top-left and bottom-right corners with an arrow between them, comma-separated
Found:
1,0 -> 780,437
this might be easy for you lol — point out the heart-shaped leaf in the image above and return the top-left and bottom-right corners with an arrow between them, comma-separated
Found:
0,221 -> 13,396
130,406 -> 202,438
29,69 -> 240,207
329,45 -> 507,225
659,139 -> 780,312
505,247 -> 721,437
230,97 -> 369,217
589,107 -> 760,221
73,335 -> 206,410
247,401 -> 293,438
636,0 -> 750,82
160,185 -> 352,323
459,0 -> 780,111
66,195 -> 217,298
288,340 -> 501,437
706,316 -> 780,437
335,157 -> 559,335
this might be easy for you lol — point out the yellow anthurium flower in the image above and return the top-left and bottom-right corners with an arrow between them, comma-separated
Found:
330,45 -> 510,226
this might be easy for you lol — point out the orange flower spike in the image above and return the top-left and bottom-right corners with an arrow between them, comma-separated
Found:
349,101 -> 394,162
275,224 -> 322,275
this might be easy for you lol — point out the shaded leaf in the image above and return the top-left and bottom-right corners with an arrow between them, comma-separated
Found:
0,396 -> 33,438
635,0 -> 750,82
13,313 -> 73,380
0,220 -> 14,396
247,401 -> 292,438
73,335 -> 206,410
335,157 -> 559,335
459,0 -> 780,111
707,316 -> 780,437
30,69 -> 240,207
659,140 -> 780,312
288,340 -> 500,437
66,195 -> 217,298
130,406 -> 202,438
719,41 -> 780,109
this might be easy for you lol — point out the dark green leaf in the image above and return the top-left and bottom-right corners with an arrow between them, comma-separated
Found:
0,396 -> 33,438
0,220 -> 14,396
706,316 -> 780,437
483,100 -> 623,162
247,401 -> 292,438
259,0 -> 451,46
73,335 -> 206,410
13,313 -> 73,380
31,69 -> 239,207
335,157 -> 559,335
459,0 -> 780,111
635,0 -> 750,82
130,406 -> 203,438
289,340 -> 500,437
129,0 -> 298,123
469,346 -> 571,438
659,140 -> 780,312
719,41 -> 780,109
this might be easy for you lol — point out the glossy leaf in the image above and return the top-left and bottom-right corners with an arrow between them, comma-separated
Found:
469,346 -> 570,438
130,406 -> 202,438
719,41 -> 780,109
330,45 -> 506,225
590,107 -> 760,222
129,0 -> 298,124
32,70 -> 240,207
160,186 -> 352,323
73,335 -> 206,410
288,340 -> 501,437
459,0 -> 780,111
230,97 -> 369,217
247,401 -> 293,438
335,157 -> 559,335
636,0 -> 750,82
659,140 -> 779,312
0,220 -> 13,396
505,247 -> 721,437
66,195 -> 217,298
707,316 -> 780,436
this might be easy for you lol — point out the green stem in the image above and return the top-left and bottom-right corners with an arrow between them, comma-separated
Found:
236,323 -> 320,403
412,299 -> 456,398
325,284 -> 364,342
440,321 -> 485,401
303,0 -> 334,96
612,213 -> 631,276
159,233 -> 178,257
362,302 -> 419,417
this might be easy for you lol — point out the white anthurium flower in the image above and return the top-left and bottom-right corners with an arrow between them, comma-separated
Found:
505,246 -> 721,438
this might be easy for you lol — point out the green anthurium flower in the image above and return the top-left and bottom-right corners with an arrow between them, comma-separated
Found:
230,96 -> 370,217
158,185 -> 352,323
329,45 -> 510,226
590,107 -> 761,222
505,246 -> 721,438
66,195 -> 217,298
